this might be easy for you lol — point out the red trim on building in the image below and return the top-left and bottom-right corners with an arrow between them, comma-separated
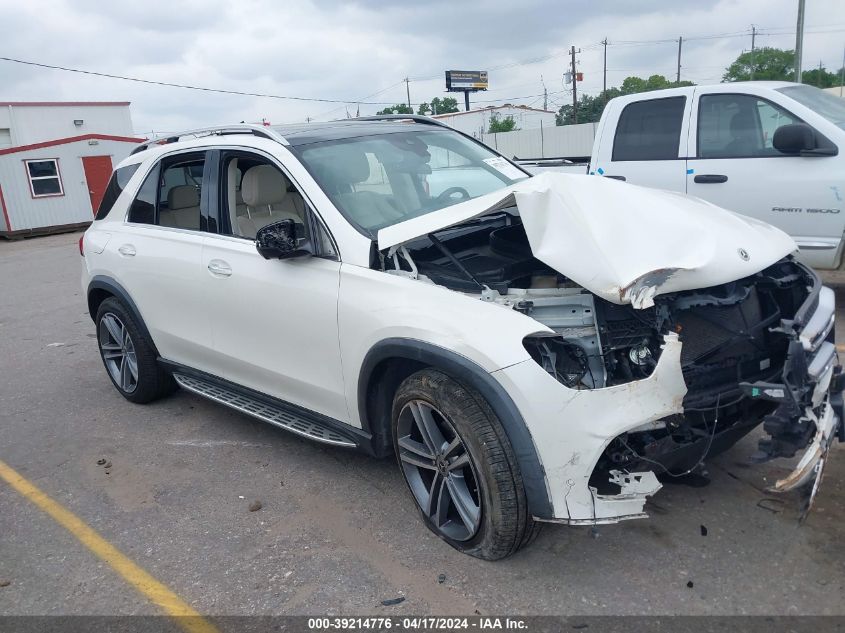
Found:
0,134 -> 145,156
0,101 -> 131,107
0,184 -> 12,232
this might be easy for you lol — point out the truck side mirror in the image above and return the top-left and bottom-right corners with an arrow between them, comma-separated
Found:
773,123 -> 837,156
255,219 -> 311,260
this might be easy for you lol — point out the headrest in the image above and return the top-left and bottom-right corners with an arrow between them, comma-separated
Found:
333,148 -> 370,184
242,165 -> 288,207
167,185 -> 199,210
729,110 -> 755,135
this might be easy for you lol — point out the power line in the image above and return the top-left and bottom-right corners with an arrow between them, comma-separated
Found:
0,56 -> 406,105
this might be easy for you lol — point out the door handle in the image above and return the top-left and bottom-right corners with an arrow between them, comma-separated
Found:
693,174 -> 728,184
207,259 -> 232,277
117,244 -> 136,257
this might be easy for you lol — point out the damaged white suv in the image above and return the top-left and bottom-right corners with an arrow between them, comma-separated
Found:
81,116 -> 843,560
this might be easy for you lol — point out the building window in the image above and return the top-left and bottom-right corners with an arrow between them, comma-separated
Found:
25,159 -> 64,197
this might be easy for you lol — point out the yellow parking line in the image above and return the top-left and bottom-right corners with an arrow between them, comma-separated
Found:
0,459 -> 219,633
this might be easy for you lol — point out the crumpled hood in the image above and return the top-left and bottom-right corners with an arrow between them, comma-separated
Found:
377,172 -> 797,308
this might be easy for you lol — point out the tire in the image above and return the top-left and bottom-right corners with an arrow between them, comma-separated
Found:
95,297 -> 175,404
391,368 -> 539,560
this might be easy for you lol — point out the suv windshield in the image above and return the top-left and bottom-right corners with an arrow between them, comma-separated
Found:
776,84 -> 845,130
295,128 -> 528,235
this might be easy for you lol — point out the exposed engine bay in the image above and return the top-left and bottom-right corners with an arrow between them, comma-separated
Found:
380,209 -> 843,512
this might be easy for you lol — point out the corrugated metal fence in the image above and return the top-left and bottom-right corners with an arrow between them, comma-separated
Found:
481,122 -> 598,160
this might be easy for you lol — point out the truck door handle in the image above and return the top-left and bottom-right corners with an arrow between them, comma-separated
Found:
207,259 -> 232,277
604,175 -> 626,181
694,174 -> 728,184
117,244 -> 136,257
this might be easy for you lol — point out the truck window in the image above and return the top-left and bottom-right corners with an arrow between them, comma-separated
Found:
697,94 -> 801,159
612,97 -> 686,161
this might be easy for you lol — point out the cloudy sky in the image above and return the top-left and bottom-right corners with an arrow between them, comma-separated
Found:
1,0 -> 843,135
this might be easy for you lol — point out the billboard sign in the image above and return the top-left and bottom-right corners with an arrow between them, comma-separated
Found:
445,70 -> 488,91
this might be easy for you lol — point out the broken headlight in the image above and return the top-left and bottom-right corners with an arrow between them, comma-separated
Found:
523,335 -> 590,389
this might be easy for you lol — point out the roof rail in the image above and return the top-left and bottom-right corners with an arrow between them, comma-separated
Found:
350,114 -> 453,130
130,124 -> 288,155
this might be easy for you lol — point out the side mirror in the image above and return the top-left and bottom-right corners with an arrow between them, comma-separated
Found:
773,123 -> 816,154
255,219 -> 311,260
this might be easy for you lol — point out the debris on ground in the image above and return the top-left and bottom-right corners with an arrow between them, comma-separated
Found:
589,527 -> 600,539
437,574 -> 446,584
686,581 -> 694,588
248,500 -> 262,512
757,498 -> 785,514
700,525 -> 708,536
103,461 -> 112,469
0,580 -> 10,588
381,597 -> 405,606
96,458 -> 106,466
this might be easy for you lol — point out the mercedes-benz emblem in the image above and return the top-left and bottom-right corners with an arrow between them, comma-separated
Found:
738,248 -> 750,261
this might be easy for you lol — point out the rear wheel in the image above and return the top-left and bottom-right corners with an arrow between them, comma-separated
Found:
391,369 -> 539,560
95,297 -> 174,403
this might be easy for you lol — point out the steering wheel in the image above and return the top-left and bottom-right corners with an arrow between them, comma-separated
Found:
435,186 -> 471,205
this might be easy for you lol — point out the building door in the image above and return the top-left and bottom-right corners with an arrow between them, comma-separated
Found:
81,156 -> 113,215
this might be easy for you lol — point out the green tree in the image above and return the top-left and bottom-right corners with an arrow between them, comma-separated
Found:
418,97 -> 459,115
376,103 -> 413,115
488,113 -> 518,133
801,66 -> 839,88
620,74 -> 694,95
723,47 -> 795,81
556,75 -> 693,125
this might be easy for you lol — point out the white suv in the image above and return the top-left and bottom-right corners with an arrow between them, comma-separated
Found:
81,117 -> 843,559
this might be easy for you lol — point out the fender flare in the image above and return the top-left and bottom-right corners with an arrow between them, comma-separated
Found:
358,338 -> 553,520
87,275 -> 158,355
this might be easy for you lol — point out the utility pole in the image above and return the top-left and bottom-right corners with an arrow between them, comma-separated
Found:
404,77 -> 412,111
818,60 -> 824,87
602,38 -> 608,102
570,45 -> 578,124
794,0 -> 805,82
676,36 -> 683,83
750,25 -> 757,80
840,46 -> 845,97
541,75 -> 548,111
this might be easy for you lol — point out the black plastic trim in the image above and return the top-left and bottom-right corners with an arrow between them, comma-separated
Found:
86,275 -> 158,355
159,359 -> 376,454
358,338 -> 554,519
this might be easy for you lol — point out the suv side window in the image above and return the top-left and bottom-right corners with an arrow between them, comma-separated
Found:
612,97 -> 686,161
127,152 -> 206,230
95,164 -> 140,220
220,152 -> 336,257
697,94 -> 802,159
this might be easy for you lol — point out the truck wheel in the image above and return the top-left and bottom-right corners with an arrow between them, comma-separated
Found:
95,297 -> 174,404
391,368 -> 539,560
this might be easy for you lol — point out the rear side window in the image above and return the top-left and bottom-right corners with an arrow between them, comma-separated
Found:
612,97 -> 686,161
95,164 -> 140,220
127,153 -> 206,230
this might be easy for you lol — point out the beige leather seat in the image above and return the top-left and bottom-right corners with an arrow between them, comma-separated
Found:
313,149 -> 403,227
237,165 -> 305,239
160,185 -> 200,229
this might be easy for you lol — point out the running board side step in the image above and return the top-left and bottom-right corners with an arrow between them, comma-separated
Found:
173,373 -> 358,448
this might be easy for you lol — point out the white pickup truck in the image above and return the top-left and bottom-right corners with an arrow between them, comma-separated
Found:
521,82 -> 845,269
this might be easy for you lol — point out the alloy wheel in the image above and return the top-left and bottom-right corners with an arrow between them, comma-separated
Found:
98,313 -> 138,394
396,400 -> 482,541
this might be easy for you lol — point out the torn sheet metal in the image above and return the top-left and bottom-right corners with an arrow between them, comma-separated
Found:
377,172 -> 797,307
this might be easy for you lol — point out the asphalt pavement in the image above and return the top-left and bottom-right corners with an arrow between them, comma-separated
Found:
0,232 -> 843,617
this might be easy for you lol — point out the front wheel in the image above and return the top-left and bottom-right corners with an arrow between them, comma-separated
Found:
391,369 -> 539,560
95,297 -> 174,404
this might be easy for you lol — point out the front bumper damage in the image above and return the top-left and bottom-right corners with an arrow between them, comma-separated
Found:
496,276 -> 843,525
740,285 -> 844,515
